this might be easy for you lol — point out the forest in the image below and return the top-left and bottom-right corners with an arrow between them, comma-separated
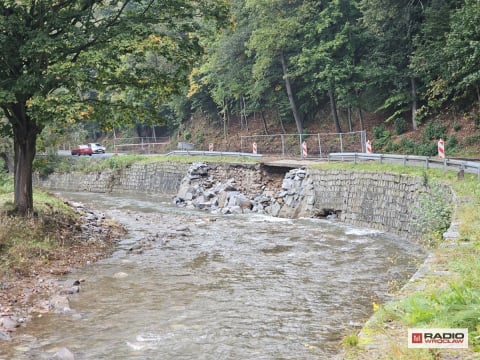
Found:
156,0 -> 480,156
0,0 -> 479,214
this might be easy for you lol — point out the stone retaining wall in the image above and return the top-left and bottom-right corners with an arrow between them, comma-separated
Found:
36,161 -> 451,238
35,162 -> 190,195
279,169 -> 436,237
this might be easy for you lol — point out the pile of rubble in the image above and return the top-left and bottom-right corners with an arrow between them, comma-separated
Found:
174,162 -> 312,218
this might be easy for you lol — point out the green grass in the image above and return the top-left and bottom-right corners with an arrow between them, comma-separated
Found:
34,154 -> 260,175
0,184 -> 79,277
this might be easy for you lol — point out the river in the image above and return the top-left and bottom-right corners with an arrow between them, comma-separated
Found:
1,191 -> 425,359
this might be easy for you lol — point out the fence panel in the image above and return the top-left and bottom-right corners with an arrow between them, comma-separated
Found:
241,131 -> 366,158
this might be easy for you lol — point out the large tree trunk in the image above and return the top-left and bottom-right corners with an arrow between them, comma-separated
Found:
358,107 -> 365,131
14,134 -> 36,216
280,52 -> 303,134
328,85 -> 342,133
411,77 -> 418,130
9,102 -> 41,216
260,111 -> 269,135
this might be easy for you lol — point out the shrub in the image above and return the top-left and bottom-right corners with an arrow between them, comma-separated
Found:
445,135 -> 459,153
399,138 -> 417,154
33,155 -> 58,179
372,125 -> 386,140
415,142 -> 438,157
372,126 -> 391,149
394,118 -> 407,135
383,140 -> 400,153
412,180 -> 452,242
423,121 -> 446,141
464,135 -> 480,146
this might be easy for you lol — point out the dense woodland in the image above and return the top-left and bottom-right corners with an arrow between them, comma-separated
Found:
0,0 -> 479,213
159,0 -> 480,155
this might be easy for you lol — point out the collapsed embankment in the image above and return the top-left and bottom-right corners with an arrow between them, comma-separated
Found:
35,160 -> 451,239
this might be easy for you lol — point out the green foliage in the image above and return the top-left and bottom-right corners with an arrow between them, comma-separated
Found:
342,333 -> 359,348
394,118 -> 406,135
195,132 -> 205,145
372,125 -> 386,140
464,135 -> 480,146
33,155 -> 59,179
423,121 -> 446,141
445,135 -> 459,153
372,125 -> 391,148
414,142 -> 438,157
0,171 -> 11,194
398,138 -> 417,154
412,181 -> 452,242
0,0 -> 230,214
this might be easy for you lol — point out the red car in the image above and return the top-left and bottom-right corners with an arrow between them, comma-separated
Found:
71,145 -> 93,156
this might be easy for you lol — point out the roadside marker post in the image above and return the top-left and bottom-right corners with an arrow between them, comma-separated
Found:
302,141 -> 307,158
366,140 -> 372,154
438,139 -> 445,159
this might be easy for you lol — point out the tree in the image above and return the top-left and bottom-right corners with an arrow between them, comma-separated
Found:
0,0 -> 229,215
359,0 -> 425,130
245,0 -> 305,134
445,0 -> 480,114
410,0 -> 463,117
294,0 -> 367,133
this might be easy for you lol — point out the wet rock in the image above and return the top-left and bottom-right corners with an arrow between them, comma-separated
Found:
49,295 -> 71,313
1,316 -> 20,331
50,347 -> 75,360
113,272 -> 129,279
0,329 -> 11,340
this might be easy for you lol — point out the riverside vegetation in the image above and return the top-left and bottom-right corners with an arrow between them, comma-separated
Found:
3,155 -> 480,358
0,169 -> 124,338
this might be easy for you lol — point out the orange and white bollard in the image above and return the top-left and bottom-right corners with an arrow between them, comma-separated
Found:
302,141 -> 307,158
438,139 -> 445,159
366,140 -> 372,154
252,142 -> 257,154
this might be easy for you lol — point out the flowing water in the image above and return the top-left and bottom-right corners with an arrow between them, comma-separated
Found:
1,191 -> 425,359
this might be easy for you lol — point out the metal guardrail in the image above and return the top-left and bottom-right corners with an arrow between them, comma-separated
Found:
165,150 -> 263,158
328,152 -> 480,180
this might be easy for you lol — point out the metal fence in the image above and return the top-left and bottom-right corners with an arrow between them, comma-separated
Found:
240,131 -> 366,158
111,137 -> 171,154
328,152 -> 480,180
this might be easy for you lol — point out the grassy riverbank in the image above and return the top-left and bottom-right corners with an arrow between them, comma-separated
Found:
322,163 -> 480,359
0,175 -> 123,323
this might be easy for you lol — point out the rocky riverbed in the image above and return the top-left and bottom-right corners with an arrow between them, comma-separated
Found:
0,200 -> 124,347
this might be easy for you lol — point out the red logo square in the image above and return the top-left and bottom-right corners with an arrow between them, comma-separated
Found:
412,333 -> 423,344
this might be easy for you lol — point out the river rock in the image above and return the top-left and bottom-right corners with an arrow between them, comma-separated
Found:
1,316 -> 19,331
49,295 -> 71,313
50,347 -> 75,360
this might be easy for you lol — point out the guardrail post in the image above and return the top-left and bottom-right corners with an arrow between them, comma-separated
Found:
317,133 -> 322,158
426,158 -> 429,169
380,154 -> 383,164
354,152 -> 357,164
